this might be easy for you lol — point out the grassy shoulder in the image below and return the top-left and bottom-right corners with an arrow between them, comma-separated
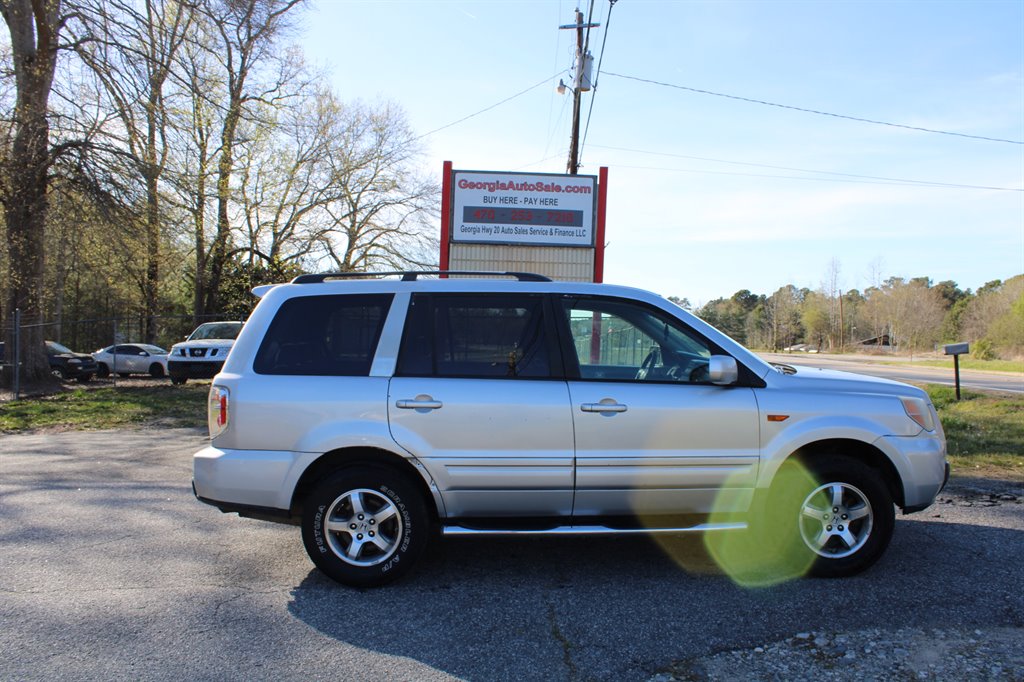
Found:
926,385 -> 1024,477
912,358 -> 1022,374
0,383 -> 208,432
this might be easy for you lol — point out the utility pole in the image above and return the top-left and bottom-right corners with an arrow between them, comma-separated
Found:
560,9 -> 599,175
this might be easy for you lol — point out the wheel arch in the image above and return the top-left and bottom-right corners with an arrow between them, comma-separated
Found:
289,446 -> 442,522
788,438 -> 904,509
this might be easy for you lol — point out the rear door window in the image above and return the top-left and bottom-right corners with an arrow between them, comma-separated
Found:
254,294 -> 392,376
396,293 -> 556,378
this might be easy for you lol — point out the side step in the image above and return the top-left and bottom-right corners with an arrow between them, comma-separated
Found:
441,521 -> 747,537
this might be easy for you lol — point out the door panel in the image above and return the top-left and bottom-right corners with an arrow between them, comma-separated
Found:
389,378 -> 574,517
389,292 -> 574,519
569,382 -> 759,515
557,296 -> 761,517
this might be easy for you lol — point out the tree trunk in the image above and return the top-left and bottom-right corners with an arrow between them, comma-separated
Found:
1,0 -> 63,387
204,100 -> 241,316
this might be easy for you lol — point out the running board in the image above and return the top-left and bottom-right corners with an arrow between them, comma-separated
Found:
441,522 -> 747,537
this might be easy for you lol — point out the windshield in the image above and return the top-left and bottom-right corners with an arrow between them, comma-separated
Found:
46,341 -> 74,354
188,322 -> 243,341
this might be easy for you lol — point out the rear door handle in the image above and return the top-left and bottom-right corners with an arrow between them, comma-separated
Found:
581,402 -> 627,413
396,397 -> 443,410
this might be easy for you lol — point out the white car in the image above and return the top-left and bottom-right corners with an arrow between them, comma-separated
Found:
93,343 -> 169,378
168,321 -> 243,385
192,271 -> 948,587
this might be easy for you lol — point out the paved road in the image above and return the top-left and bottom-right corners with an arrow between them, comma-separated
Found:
759,353 -> 1024,394
1,429 -> 1021,681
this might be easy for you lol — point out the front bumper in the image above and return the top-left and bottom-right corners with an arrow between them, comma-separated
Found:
54,362 -> 98,378
168,359 -> 224,379
877,432 -> 949,513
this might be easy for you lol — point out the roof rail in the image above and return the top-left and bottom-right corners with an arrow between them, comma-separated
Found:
290,270 -> 553,284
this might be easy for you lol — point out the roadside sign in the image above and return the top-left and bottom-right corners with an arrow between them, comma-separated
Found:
451,171 -> 597,247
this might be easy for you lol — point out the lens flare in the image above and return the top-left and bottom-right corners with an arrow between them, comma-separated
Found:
702,460 -> 819,587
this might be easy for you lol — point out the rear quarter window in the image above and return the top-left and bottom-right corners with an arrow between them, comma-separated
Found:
253,294 -> 393,376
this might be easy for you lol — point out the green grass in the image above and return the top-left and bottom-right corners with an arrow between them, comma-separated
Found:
0,384 -> 208,432
926,385 -> 1024,475
913,358 -> 1023,374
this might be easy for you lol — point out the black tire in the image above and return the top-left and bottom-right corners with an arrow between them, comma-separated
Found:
301,465 -> 429,588
118,372 -> 131,378
97,363 -> 110,378
148,363 -> 165,378
170,376 -> 187,385
767,455 -> 894,578
77,373 -> 93,384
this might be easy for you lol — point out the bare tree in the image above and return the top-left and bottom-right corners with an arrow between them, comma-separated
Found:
198,0 -> 304,316
73,0 -> 194,341
233,73 -> 335,268
166,29 -> 219,322
315,100 -> 439,272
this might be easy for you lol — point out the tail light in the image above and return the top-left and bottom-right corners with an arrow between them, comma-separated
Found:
208,385 -> 230,438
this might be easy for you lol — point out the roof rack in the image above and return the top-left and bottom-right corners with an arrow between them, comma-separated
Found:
291,270 -> 553,284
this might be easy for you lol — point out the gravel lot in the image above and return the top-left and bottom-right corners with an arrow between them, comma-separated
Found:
1,427 -> 1021,681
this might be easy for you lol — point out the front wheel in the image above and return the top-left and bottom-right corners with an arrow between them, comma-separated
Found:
96,363 -> 110,378
148,363 -> 165,378
301,466 -> 429,588
769,455 -> 894,578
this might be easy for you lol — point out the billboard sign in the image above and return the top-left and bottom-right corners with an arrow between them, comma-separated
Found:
451,170 -> 597,247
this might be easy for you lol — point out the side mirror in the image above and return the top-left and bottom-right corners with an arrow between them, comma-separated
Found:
708,355 -> 739,385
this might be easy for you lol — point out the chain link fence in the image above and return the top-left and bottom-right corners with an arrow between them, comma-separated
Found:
1,311 -> 237,400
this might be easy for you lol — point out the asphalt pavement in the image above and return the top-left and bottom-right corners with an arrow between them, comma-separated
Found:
1,428 -> 1021,681
759,352 -> 1024,394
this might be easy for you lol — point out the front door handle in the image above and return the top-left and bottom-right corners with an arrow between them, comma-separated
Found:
581,401 -> 627,413
396,396 -> 443,410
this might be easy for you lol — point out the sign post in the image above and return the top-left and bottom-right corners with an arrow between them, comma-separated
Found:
943,342 -> 970,400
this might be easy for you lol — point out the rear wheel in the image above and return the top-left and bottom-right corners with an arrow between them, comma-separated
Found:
768,455 -> 894,578
301,465 -> 429,588
170,376 -> 187,385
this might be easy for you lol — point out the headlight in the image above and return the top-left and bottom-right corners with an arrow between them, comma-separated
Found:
900,397 -> 935,432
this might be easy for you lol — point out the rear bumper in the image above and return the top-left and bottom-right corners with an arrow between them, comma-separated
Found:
192,444 -> 297,510
193,482 -> 296,525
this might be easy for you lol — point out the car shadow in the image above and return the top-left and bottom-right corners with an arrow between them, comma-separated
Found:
286,517 -> 1024,681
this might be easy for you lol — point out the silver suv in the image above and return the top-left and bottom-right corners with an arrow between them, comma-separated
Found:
192,272 -> 948,587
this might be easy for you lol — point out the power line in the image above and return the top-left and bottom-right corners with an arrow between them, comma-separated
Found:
591,144 -> 1024,191
612,162 -> 1021,192
414,73 -> 562,141
604,72 -> 1024,145
579,0 -> 618,168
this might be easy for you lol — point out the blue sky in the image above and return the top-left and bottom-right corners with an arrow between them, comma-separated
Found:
300,0 -> 1023,305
